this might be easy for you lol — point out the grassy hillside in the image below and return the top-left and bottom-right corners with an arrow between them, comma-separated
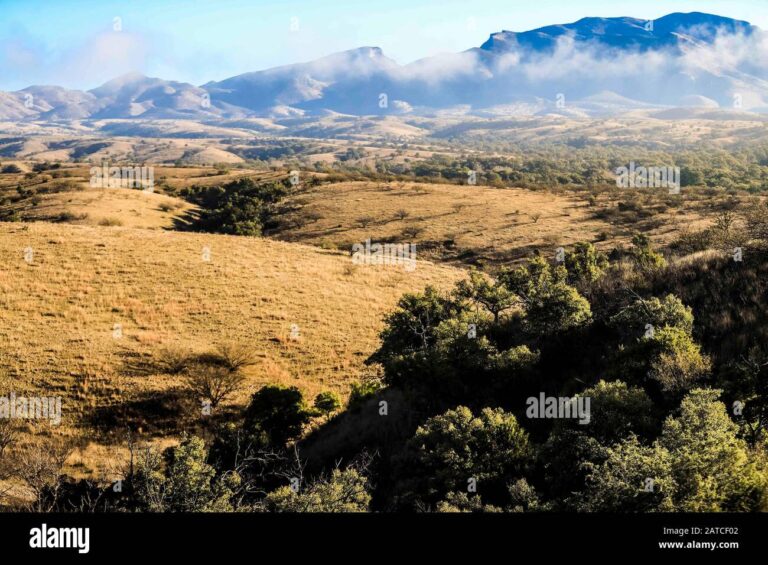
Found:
274,180 -> 722,266
0,164 -> 290,229
0,221 -> 461,479
1,156 -> 765,511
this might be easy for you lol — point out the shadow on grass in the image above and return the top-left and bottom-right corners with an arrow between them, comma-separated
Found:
87,388 -> 193,436
170,207 -> 203,231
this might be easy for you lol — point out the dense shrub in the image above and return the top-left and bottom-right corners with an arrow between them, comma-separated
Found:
629,233 -> 667,272
580,390 -> 768,512
395,406 -> 533,508
180,177 -> 289,235
261,468 -> 370,512
0,164 -> 22,174
131,436 -> 237,512
245,385 -> 312,447
565,242 -> 609,285
499,256 -> 592,335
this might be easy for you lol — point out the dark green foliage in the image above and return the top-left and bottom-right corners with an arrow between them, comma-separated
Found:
395,406 -> 533,508
371,255 -> 593,408
245,385 -> 312,447
614,322 -> 710,397
360,243 -> 766,512
580,389 -> 768,512
718,347 -> 768,445
564,242 -> 609,285
130,436 -> 237,512
610,294 -> 694,340
629,233 -> 667,272
180,177 -> 288,235
558,380 -> 658,445
372,285 -> 466,360
261,468 -> 370,512
455,268 -> 517,323
314,391 -> 342,418
0,164 -> 22,174
499,256 -> 592,336
539,429 -> 610,507
208,421 -> 270,473
538,381 -> 657,507
608,292 -> 709,397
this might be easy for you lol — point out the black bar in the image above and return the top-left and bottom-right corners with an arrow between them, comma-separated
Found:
0,512 -> 764,559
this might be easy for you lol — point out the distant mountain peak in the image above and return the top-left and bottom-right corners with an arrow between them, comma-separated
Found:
351,46 -> 384,57
480,11 -> 755,53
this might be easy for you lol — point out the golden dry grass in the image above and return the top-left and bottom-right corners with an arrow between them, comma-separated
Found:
276,181 -> 719,266
22,187 -> 196,229
0,163 -> 290,230
0,163 -> 742,484
0,221 -> 460,435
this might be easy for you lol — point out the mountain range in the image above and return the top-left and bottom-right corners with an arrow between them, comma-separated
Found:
2,11 -> 767,121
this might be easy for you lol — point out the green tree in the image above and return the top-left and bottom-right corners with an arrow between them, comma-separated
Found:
373,286 -> 465,359
524,281 -> 592,335
180,178 -> 288,236
455,268 -> 518,323
163,436 -> 237,512
580,435 -> 676,512
680,166 -> 704,187
131,436 -> 237,512
581,389 -> 768,512
500,256 -> 592,335
245,385 -> 311,447
629,233 -> 667,272
262,468 -> 370,512
507,478 -> 547,512
375,301 -> 538,403
402,406 -> 532,506
540,429 -> 610,507
314,391 -> 342,419
645,327 -> 710,394
610,294 -> 694,340
562,380 -> 657,444
565,242 -> 609,285
722,348 -> 768,444
612,294 -> 709,395
659,389 -> 768,511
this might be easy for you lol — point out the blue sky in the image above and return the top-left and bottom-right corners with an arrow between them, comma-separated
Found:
0,0 -> 765,90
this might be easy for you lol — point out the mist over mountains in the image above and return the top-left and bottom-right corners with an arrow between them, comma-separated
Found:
3,11 -> 768,121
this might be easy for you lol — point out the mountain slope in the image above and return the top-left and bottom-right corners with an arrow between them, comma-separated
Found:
204,47 -> 402,115
88,73 -> 227,119
14,86 -> 99,120
479,12 -> 755,53
0,12 -> 766,119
